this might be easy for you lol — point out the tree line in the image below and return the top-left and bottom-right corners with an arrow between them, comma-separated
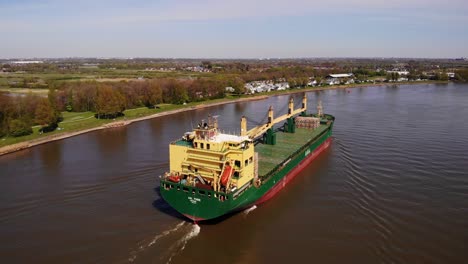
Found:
0,77 -> 243,137
0,90 -> 61,137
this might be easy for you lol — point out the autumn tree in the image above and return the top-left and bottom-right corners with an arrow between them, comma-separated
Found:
162,79 -> 189,104
0,93 -> 12,137
94,85 -> 126,119
35,97 -> 59,132
142,81 -> 163,107
73,82 -> 97,112
48,88 -> 62,122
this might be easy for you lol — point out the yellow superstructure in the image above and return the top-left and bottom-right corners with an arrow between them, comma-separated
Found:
167,95 -> 308,193
169,115 -> 255,193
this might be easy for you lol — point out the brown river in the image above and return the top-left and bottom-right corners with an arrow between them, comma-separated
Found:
1,83 -> 467,263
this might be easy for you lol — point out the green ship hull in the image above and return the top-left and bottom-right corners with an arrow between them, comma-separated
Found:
160,114 -> 334,222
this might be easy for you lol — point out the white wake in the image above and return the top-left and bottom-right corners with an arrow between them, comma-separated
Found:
243,205 -> 257,216
166,224 -> 201,264
128,221 -> 185,262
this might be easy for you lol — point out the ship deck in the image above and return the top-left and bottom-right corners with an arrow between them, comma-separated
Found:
256,125 -> 328,176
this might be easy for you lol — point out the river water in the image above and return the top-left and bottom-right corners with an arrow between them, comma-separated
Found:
1,83 -> 467,263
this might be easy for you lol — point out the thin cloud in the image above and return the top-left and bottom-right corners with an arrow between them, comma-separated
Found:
92,0 -> 468,23
1,0 -> 467,58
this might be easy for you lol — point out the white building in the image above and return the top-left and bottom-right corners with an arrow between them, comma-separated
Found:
387,70 -> 410,76
275,82 -> 289,90
325,73 -> 354,85
11,60 -> 44,64
225,86 -> 235,93
244,80 -> 289,94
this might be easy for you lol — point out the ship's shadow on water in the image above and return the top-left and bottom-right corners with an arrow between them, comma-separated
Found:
152,187 -> 186,221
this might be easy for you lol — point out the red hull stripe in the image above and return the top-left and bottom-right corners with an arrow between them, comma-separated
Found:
255,137 -> 331,205
182,138 -> 331,222
182,214 -> 206,222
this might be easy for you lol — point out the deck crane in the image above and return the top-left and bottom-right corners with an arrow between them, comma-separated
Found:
240,95 -> 308,144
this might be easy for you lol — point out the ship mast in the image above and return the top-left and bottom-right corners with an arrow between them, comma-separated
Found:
317,100 -> 323,117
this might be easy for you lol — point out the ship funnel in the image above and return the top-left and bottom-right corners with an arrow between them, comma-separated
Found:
288,97 -> 294,115
241,116 -> 247,136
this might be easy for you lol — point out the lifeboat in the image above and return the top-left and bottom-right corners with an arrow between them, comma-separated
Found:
220,165 -> 234,186
168,174 -> 181,183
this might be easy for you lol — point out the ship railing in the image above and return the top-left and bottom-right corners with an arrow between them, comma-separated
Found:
161,179 -> 233,202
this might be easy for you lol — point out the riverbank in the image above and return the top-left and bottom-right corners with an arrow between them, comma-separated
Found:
0,95 -> 267,156
0,81 -> 447,156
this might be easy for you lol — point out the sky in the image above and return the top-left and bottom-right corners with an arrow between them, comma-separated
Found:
1,0 -> 468,59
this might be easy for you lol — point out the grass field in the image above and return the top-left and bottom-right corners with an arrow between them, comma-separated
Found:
0,88 -> 50,95
0,69 -> 212,90
0,112 -> 109,147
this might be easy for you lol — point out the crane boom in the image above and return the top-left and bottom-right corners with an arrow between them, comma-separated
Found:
243,95 -> 308,140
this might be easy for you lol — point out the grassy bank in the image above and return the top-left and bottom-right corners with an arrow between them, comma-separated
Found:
0,95 -> 249,149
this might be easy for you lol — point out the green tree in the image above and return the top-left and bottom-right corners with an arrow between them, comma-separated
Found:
455,69 -> 468,81
201,61 -> 212,69
315,76 -> 323,85
439,71 -> 449,81
9,118 -> 33,137
229,78 -> 246,94
35,98 -> 56,127
164,79 -> 189,104
66,88 -> 73,112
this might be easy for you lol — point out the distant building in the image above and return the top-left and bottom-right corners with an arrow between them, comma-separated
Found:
327,73 -> 354,78
325,73 -> 354,85
184,66 -> 211,73
11,60 -> 43,64
244,80 -> 289,94
307,79 -> 318,86
275,82 -> 289,91
387,70 -> 409,76
225,86 -> 235,93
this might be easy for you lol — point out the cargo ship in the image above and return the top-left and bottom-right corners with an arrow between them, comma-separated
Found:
160,95 -> 334,222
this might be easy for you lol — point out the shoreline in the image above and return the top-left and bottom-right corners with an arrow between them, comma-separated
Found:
0,81 -> 446,156
0,95 -> 268,156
